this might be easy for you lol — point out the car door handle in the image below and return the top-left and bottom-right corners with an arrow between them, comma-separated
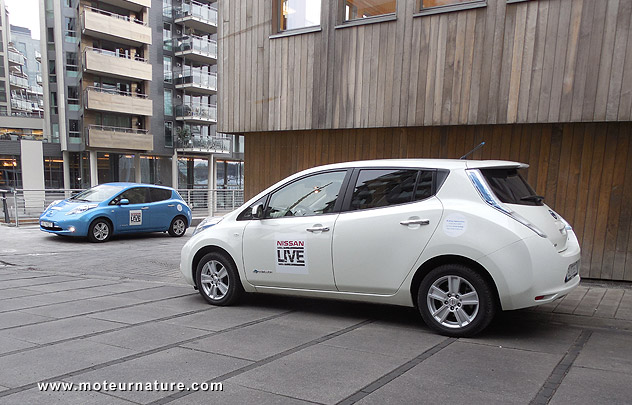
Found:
400,219 -> 430,226
306,226 -> 330,233
141,206 -> 150,210
167,204 -> 175,207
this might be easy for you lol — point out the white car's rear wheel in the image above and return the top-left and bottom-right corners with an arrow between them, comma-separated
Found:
418,264 -> 496,337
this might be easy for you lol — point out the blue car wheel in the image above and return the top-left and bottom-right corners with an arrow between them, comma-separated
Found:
168,216 -> 187,237
88,218 -> 112,243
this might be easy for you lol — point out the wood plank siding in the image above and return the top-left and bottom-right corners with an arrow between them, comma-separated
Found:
245,123 -> 632,282
219,0 -> 632,132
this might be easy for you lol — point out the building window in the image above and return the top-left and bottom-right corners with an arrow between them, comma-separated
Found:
50,92 -> 58,115
343,0 -> 396,21
68,120 -> 81,144
418,0 -> 486,13
163,56 -> 172,83
278,0 -> 321,32
44,158 -> 64,189
66,52 -> 78,73
163,0 -> 172,17
0,81 -> 5,103
67,86 -> 80,111
165,121 -> 173,147
164,89 -> 172,116
163,23 -> 172,51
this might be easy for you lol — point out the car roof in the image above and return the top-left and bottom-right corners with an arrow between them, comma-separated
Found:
303,159 -> 528,172
100,182 -> 174,190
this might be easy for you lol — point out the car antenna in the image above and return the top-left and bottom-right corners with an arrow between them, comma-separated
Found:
460,141 -> 485,160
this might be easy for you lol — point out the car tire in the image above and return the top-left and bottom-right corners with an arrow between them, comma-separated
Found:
88,218 -> 112,243
195,252 -> 243,306
168,216 -> 187,237
418,264 -> 496,338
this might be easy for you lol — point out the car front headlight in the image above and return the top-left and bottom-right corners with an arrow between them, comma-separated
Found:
66,203 -> 99,215
46,200 -> 62,211
192,216 -> 223,236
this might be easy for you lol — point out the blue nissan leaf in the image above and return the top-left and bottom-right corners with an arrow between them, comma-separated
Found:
39,183 -> 192,242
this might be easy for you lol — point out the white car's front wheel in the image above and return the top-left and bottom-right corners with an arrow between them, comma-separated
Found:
195,252 -> 243,306
418,264 -> 496,337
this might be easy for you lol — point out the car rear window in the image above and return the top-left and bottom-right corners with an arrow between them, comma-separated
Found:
480,168 -> 542,206
150,188 -> 172,202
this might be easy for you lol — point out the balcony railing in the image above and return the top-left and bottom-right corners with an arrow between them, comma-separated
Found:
176,136 -> 231,153
35,50 -> 42,62
86,124 -> 148,136
175,103 -> 217,123
86,124 -> 153,150
36,74 -> 43,85
173,36 -> 217,61
8,49 -> 25,65
83,5 -> 148,26
174,71 -> 217,92
174,0 -> 217,32
9,74 -> 29,89
10,98 -> 34,112
85,85 -> 149,99
83,47 -> 152,81
85,46 -> 148,63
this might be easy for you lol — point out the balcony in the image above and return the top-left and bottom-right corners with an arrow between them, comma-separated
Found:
9,74 -> 29,90
84,47 -> 152,81
36,75 -> 43,85
176,136 -> 230,154
82,6 -> 152,46
86,125 -> 153,151
174,71 -> 217,95
175,103 -> 217,124
35,51 -> 42,62
173,36 -> 217,64
8,49 -> 25,66
174,0 -> 217,34
84,86 -> 153,116
96,0 -> 150,12
11,98 -> 34,112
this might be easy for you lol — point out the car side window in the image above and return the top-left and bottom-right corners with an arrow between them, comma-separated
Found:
117,187 -> 150,205
266,171 -> 347,219
150,188 -> 172,202
415,171 -> 434,201
350,169 -> 421,211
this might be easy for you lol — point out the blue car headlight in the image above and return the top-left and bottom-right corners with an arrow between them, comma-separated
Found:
45,200 -> 62,211
66,203 -> 99,215
192,216 -> 223,236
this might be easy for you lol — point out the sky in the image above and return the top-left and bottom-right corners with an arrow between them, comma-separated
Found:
5,0 -> 40,40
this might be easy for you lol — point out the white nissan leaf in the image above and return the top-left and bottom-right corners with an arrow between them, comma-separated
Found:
180,159 -> 580,337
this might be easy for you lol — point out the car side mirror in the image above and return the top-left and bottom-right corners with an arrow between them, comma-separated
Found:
251,203 -> 264,219
119,198 -> 130,206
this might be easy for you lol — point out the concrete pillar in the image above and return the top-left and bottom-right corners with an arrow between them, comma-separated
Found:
89,151 -> 98,187
208,154 -> 214,216
62,150 -> 71,193
172,150 -> 178,189
134,155 -> 142,183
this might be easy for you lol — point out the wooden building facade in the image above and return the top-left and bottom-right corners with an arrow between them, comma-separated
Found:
218,0 -> 632,281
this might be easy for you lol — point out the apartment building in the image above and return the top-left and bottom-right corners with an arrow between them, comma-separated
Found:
0,0 -> 52,191
219,0 -> 632,282
41,0 -> 243,190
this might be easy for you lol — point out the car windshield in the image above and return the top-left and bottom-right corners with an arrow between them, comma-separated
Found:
69,185 -> 124,203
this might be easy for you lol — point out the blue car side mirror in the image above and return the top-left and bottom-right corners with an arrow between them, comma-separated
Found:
119,199 -> 130,206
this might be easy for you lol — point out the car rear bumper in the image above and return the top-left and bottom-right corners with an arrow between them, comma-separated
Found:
478,230 -> 582,311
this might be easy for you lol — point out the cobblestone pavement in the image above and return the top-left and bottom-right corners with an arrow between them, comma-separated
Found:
0,225 -> 630,404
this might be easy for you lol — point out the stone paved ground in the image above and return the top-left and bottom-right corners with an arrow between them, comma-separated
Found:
0,225 -> 631,404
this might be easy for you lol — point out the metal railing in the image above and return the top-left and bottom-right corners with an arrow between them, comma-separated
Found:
173,36 -> 217,59
175,103 -> 217,122
8,49 -> 25,65
85,85 -> 149,99
9,74 -> 29,89
84,46 -> 149,63
86,124 -> 149,136
2,188 -> 244,226
83,6 -> 148,26
175,0 -> 218,25
174,71 -> 217,90
178,189 -> 244,217
176,136 -> 231,153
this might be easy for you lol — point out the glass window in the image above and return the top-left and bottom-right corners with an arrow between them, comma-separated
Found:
163,23 -> 172,51
350,169 -> 420,211
415,171 -> 433,201
279,0 -> 321,32
67,86 -> 79,104
266,171 -> 346,218
150,187 -> 172,202
164,121 -> 173,147
44,158 -> 64,189
164,89 -> 173,116
114,187 -> 150,205
0,81 -> 5,103
50,92 -> 58,114
344,0 -> 396,21
163,56 -> 172,83
66,52 -> 78,72
420,0 -> 483,10
480,168 -> 542,206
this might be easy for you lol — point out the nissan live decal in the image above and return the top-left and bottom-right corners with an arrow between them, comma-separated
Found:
129,210 -> 142,226
275,238 -> 308,274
